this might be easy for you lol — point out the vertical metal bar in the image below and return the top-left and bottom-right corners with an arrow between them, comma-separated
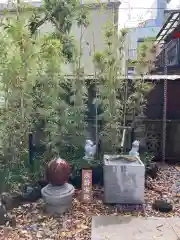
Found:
162,45 -> 168,163
28,132 -> 34,167
121,18 -> 129,152
92,32 -> 98,147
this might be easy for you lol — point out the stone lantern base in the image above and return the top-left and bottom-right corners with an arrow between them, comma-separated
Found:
41,183 -> 75,214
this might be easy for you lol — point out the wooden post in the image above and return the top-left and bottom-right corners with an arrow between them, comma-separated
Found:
81,170 -> 92,203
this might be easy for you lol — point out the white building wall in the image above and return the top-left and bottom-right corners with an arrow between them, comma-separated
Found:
35,1 -> 120,74
71,6 -> 118,74
0,0 -> 120,75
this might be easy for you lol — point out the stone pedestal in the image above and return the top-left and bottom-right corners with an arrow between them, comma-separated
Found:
103,154 -> 145,204
41,183 -> 74,214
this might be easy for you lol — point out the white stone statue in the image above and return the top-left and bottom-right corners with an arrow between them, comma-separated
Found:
84,139 -> 96,160
129,140 -> 140,157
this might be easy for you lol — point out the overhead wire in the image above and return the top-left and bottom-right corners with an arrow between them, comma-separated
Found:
124,0 -> 170,25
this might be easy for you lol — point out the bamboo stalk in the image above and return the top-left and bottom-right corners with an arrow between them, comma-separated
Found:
92,32 -> 98,147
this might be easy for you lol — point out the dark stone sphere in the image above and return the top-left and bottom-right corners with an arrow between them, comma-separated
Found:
152,199 -> 173,213
46,158 -> 71,185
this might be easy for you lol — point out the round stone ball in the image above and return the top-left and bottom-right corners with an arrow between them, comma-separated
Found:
46,158 -> 71,185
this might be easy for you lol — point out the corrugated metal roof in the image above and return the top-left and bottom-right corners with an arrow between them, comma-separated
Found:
0,0 -> 121,11
65,74 -> 180,80
129,75 -> 180,80
155,11 -> 180,45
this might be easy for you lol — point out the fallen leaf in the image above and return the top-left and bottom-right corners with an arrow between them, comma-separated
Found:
77,224 -> 88,230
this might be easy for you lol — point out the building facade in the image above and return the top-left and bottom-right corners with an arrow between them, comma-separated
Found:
122,0 -> 170,75
70,1 -> 120,75
141,11 -> 180,161
154,11 -> 180,74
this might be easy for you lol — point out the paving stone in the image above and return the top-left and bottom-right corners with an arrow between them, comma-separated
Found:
91,216 -> 180,240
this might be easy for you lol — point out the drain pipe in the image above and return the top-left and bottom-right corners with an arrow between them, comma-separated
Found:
120,128 -> 127,149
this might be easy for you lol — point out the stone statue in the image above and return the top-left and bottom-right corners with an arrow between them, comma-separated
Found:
84,139 -> 96,160
129,140 -> 140,157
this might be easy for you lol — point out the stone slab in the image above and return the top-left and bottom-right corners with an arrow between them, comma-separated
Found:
103,155 -> 145,204
175,167 -> 180,196
91,216 -> 180,240
175,166 -> 180,172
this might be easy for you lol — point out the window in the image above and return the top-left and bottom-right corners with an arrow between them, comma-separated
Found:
128,67 -> 134,71
137,38 -> 145,43
128,67 -> 135,75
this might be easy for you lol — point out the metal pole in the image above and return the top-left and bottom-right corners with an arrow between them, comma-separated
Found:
28,132 -> 34,169
92,32 -> 98,147
121,1 -> 130,152
162,44 -> 168,163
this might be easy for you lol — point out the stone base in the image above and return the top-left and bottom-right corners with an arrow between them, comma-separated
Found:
41,183 -> 74,214
104,154 -> 145,204
44,203 -> 71,214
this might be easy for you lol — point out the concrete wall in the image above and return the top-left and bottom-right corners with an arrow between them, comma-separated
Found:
152,0 -> 167,26
38,5 -> 119,74
70,5 -> 119,74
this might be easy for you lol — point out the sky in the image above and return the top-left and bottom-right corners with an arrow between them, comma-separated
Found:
119,0 -> 180,28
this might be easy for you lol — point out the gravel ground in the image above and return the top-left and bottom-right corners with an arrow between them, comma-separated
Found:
3,164 -> 180,240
